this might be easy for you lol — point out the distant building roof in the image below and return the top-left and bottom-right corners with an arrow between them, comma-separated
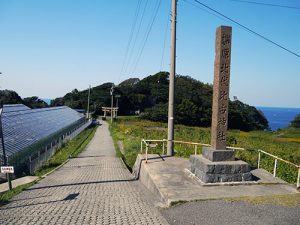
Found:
2,104 -> 30,113
74,109 -> 86,113
0,104 -> 85,157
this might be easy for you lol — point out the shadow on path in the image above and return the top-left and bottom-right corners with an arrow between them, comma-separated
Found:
70,155 -> 108,159
25,178 -> 136,191
1,193 -> 80,210
10,195 -> 50,202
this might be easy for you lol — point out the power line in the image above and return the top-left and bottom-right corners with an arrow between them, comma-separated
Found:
124,0 -> 149,75
187,0 -> 300,58
131,0 -> 162,74
119,0 -> 142,81
183,0 -> 232,24
160,3 -> 172,71
229,0 -> 300,10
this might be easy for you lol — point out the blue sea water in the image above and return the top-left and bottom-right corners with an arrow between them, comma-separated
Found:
41,98 -> 52,105
256,107 -> 300,131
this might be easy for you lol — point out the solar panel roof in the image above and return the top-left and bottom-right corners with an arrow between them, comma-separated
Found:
2,104 -> 30,113
0,104 -> 85,157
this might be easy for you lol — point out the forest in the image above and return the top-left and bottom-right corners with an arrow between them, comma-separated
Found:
50,72 -> 269,131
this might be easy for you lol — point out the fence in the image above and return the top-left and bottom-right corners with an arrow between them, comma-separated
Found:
257,149 -> 300,188
140,139 -> 300,189
0,119 -> 92,176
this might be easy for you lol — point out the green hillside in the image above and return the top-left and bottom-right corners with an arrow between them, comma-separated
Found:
51,72 -> 268,131
0,90 -> 48,108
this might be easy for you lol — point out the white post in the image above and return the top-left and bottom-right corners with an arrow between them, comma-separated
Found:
38,151 -> 40,166
116,98 -> 119,117
87,85 -> 91,119
110,85 -> 114,123
194,145 -> 197,155
29,156 -> 32,175
297,168 -> 300,189
140,140 -> 143,153
162,142 -> 165,155
257,151 -> 261,169
273,158 -> 278,177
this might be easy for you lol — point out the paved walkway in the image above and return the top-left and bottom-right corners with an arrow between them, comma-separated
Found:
0,121 -> 168,225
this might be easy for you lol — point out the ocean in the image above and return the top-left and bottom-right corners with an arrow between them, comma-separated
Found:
256,107 -> 300,131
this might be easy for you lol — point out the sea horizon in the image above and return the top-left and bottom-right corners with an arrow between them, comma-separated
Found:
256,106 -> 300,131
256,106 -> 300,110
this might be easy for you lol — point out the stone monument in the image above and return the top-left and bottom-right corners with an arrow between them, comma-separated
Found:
190,26 -> 252,183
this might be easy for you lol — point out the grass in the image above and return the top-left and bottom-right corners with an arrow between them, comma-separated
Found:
110,116 -> 300,184
35,125 -> 97,176
226,193 -> 300,207
169,193 -> 300,207
0,125 -> 97,206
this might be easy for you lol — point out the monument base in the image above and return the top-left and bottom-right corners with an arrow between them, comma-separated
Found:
202,147 -> 235,162
190,155 -> 252,183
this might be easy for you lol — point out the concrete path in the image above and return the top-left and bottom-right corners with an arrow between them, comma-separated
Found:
0,122 -> 168,225
0,176 -> 39,193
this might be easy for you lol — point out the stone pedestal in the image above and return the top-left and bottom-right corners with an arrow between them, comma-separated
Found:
190,155 -> 252,183
190,146 -> 253,183
202,147 -> 235,162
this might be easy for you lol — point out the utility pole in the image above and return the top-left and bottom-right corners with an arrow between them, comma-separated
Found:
110,85 -> 114,123
87,85 -> 91,120
0,72 -> 2,88
167,0 -> 177,156
0,107 -> 12,190
115,95 -> 121,118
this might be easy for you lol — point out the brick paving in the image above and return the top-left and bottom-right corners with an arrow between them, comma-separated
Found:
0,121 -> 168,225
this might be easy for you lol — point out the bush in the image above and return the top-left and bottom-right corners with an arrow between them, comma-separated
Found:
290,114 -> 300,128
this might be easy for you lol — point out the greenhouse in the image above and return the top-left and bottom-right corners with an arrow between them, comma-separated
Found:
0,104 -> 89,175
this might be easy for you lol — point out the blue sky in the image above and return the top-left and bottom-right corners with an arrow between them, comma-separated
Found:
0,0 -> 299,107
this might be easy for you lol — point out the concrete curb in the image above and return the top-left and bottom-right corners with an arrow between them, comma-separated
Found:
41,159 -> 70,178
0,176 -> 40,194
143,160 -> 169,206
119,157 -> 129,170
132,154 -> 169,205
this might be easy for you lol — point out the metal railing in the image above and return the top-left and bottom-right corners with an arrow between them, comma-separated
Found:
141,139 -> 167,163
140,139 -> 300,189
141,139 -> 245,161
257,149 -> 300,188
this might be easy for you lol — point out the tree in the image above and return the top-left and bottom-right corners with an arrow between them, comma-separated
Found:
23,96 -> 48,108
290,114 -> 300,128
175,99 -> 198,126
228,101 -> 269,131
143,104 -> 168,122
0,90 -> 23,104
